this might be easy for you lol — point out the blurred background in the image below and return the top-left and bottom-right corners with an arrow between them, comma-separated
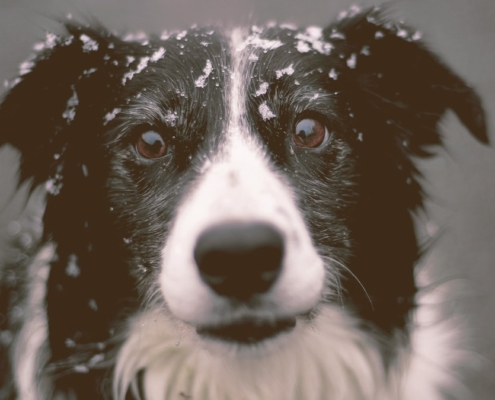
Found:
0,0 -> 494,398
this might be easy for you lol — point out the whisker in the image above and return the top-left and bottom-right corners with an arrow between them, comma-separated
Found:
323,255 -> 374,311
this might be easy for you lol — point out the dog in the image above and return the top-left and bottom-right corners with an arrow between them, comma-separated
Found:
0,4 -> 488,400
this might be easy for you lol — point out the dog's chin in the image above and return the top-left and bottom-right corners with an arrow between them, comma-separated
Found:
196,317 -> 297,345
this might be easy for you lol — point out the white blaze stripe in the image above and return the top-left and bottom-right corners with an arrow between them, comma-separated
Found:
159,29 -> 325,326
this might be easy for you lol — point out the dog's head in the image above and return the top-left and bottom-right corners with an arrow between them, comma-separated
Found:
0,6 -> 487,399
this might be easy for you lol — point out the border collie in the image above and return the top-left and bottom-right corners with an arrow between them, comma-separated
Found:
0,5 -> 488,400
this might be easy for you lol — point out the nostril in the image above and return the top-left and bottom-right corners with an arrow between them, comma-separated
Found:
193,222 -> 284,300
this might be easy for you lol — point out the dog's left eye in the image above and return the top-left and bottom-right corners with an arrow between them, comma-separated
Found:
136,130 -> 167,159
293,118 -> 330,148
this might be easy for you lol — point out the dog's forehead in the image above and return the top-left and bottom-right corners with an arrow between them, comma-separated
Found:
136,24 -> 339,90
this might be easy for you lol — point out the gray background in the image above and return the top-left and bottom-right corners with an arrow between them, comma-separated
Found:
0,0 -> 494,398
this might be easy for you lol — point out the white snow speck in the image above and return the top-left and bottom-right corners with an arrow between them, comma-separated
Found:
275,63 -> 295,79
176,30 -> 187,40
74,365 -> 89,374
62,86 -> 79,123
338,10 -> 348,20
258,101 -> 276,120
330,30 -> 346,40
123,31 -> 148,44
46,177 -> 62,195
375,31 -> 384,39
397,29 -> 408,39
295,27 -> 333,55
329,68 -> 339,80
238,32 -> 283,52
63,36 -> 74,46
150,47 -> 166,62
294,80 -> 300,85
82,164 -> 88,177
33,32 -> 58,51
88,299 -> 98,311
348,4 -> 362,17
19,60 -> 35,76
412,31 -> 423,41
103,108 -> 121,125
360,46 -> 370,56
88,354 -> 105,366
248,53 -> 259,62
160,30 -> 170,40
357,132 -> 363,142
280,23 -> 298,30
125,56 -> 135,67
9,78 -> 21,88
83,68 -> 97,76
296,41 -> 311,53
66,254 -> 80,277
195,59 -> 213,88
122,57 -> 150,85
164,110 -> 178,126
80,34 -> 99,52
255,82 -> 269,97
346,53 -> 357,69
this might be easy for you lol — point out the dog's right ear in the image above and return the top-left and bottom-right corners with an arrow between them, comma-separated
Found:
0,24 -> 121,190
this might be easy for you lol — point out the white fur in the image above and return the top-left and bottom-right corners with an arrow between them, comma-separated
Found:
114,305 -> 392,400
159,29 -> 326,327
13,244 -> 54,400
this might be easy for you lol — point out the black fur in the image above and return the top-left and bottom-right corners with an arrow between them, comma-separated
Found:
0,7 -> 487,399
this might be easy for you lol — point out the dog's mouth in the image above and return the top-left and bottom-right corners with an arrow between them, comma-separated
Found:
196,317 -> 296,344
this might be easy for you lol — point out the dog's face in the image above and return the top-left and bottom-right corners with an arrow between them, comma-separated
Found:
0,6 -> 487,400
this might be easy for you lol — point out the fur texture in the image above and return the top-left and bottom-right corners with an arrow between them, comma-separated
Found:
0,5 -> 487,400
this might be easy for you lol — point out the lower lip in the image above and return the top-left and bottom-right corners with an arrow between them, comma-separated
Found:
196,318 -> 296,344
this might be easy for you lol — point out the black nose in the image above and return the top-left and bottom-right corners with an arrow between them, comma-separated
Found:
193,222 -> 284,300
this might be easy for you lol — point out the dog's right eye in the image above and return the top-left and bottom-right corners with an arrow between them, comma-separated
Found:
135,130 -> 167,159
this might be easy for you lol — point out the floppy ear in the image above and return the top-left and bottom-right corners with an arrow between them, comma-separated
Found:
321,7 -> 488,332
0,23 -> 125,191
324,7 -> 488,156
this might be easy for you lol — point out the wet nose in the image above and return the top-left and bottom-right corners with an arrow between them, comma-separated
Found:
193,222 -> 284,300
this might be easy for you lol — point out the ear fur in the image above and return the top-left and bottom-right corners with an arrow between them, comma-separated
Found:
0,23 -> 135,191
325,7 -> 488,153
320,7 -> 488,333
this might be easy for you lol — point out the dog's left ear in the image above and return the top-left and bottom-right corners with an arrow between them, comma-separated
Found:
326,7 -> 488,152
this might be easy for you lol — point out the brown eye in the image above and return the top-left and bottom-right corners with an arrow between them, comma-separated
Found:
136,130 -> 167,159
293,118 -> 329,148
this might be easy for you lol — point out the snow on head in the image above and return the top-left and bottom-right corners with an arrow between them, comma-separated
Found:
150,47 -> 166,62
122,57 -> 150,85
164,110 -> 178,126
275,63 -> 295,79
103,108 -> 121,125
195,59 -> 213,88
80,34 -> 99,52
19,60 -> 35,76
346,53 -> 357,69
295,26 -> 333,55
258,101 -> 276,121
33,32 -> 58,51
237,28 -> 284,52
255,82 -> 269,97
62,86 -> 79,123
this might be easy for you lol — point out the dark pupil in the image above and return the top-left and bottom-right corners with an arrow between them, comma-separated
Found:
296,119 -> 317,141
142,131 -> 164,152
